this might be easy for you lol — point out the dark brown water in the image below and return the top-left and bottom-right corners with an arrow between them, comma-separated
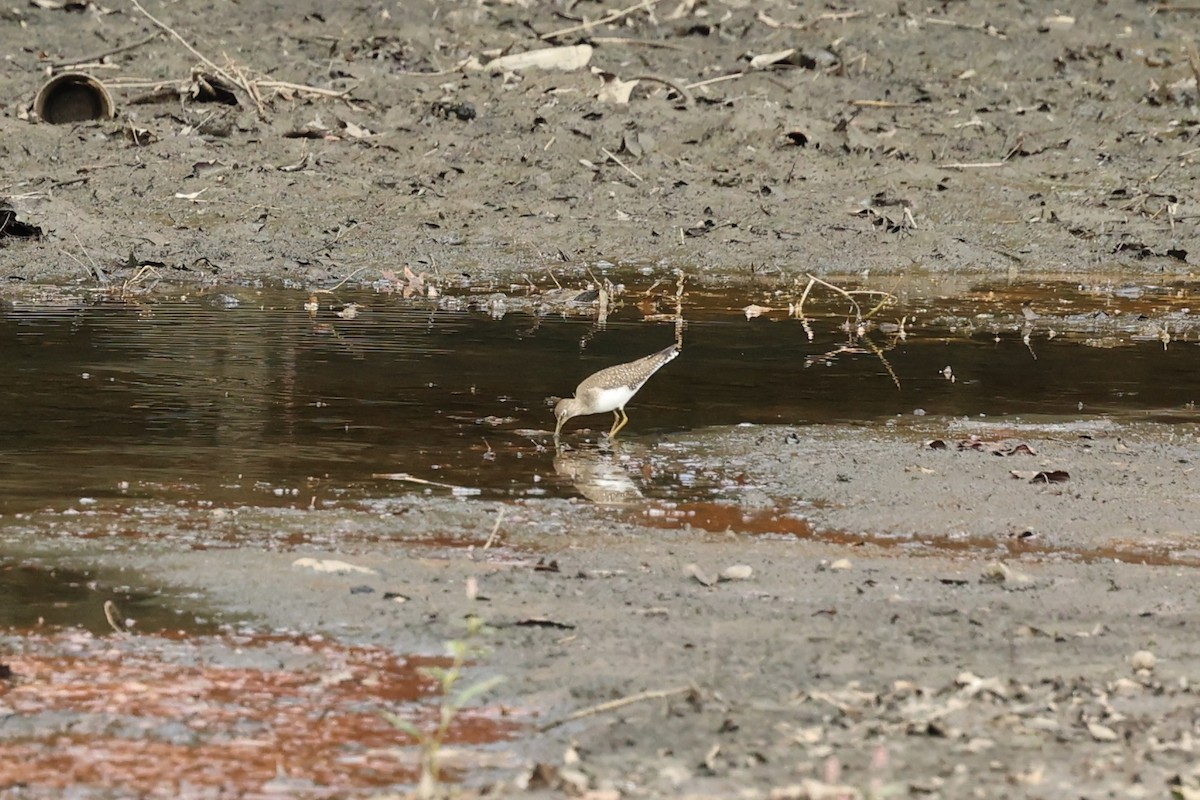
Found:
0,559 -> 218,634
1,279 -> 1197,513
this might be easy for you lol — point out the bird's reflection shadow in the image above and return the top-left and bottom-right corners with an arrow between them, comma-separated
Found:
553,448 -> 645,506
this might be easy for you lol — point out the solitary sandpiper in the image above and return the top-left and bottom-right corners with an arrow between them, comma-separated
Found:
553,343 -> 680,445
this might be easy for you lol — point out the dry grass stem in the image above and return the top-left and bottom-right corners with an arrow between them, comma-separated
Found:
628,74 -> 693,106
128,0 -> 238,88
540,0 -> 665,40
685,72 -> 747,90
850,99 -> 920,108
859,333 -> 902,390
312,267 -> 369,294
539,685 -> 694,731
600,147 -> 643,182
802,274 -> 896,322
121,264 -> 161,294
51,31 -> 163,69
938,161 -> 1008,169
590,37 -> 685,50
103,600 -> 131,637
373,472 -> 480,495
482,507 -> 507,550
126,0 -> 352,112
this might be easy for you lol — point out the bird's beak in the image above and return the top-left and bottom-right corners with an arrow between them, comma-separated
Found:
553,415 -> 565,446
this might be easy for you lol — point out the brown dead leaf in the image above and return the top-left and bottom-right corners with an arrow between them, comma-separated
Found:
1010,469 -> 1069,483
594,70 -> 640,105
743,304 -> 774,320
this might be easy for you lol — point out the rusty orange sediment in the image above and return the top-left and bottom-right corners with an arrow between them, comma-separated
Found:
0,631 -> 524,794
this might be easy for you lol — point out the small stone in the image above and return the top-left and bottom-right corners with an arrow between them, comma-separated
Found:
1086,721 -> 1119,742
1131,650 -> 1157,672
980,561 -> 1033,587
719,564 -> 753,582
292,557 -> 378,575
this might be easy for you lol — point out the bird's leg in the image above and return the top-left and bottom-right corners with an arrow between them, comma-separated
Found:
609,407 -> 629,438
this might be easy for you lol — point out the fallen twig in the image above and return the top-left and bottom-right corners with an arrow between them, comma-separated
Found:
374,472 -> 482,496
938,161 -> 1008,169
541,0 -> 665,40
311,266 -> 369,294
850,99 -> 920,108
127,0 -> 238,89
51,31 -> 163,70
482,507 -> 506,550
600,147 -> 643,182
538,685 -> 695,731
125,0 -> 352,112
104,600 -> 131,637
630,74 -> 693,106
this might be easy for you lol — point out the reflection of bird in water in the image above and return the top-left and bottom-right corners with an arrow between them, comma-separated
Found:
553,450 -> 644,506
553,343 -> 680,445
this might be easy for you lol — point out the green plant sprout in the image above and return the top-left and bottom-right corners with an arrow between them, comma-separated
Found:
385,610 -> 504,799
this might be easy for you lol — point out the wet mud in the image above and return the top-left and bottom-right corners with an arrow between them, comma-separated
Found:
3,0 -> 1200,796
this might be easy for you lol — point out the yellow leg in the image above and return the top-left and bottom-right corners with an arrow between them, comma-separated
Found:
609,408 -> 629,438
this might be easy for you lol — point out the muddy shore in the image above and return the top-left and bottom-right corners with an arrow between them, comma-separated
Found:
3,0 -> 1200,797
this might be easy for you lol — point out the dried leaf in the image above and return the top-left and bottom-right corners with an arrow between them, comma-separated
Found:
595,71 -> 640,105
743,304 -> 773,320
749,48 -> 796,70
719,564 -> 753,582
292,557 -> 378,575
685,562 -> 716,586
485,44 -> 593,73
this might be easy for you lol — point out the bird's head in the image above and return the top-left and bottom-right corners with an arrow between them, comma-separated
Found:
553,398 -> 577,443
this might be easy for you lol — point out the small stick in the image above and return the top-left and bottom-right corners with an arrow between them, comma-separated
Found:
600,147 -> 643,182
538,685 -> 694,731
858,332 -> 902,390
849,99 -> 920,108
793,275 -> 816,319
686,72 -> 746,90
938,161 -> 1008,169
103,600 -> 130,637
373,472 -> 481,495
482,507 -> 507,550
255,79 -> 357,99
127,0 -> 239,89
51,31 -> 163,69
629,74 -> 693,106
590,37 -> 685,50
540,0 -> 665,40
805,273 -> 863,319
923,17 -> 1005,37
311,266 -> 369,294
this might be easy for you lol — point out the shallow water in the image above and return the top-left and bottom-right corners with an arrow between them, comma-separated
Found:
1,279 -> 1197,513
0,559 -> 217,634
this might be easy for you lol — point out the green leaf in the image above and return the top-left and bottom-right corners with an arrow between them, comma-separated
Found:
381,711 -> 425,740
451,674 -> 506,708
